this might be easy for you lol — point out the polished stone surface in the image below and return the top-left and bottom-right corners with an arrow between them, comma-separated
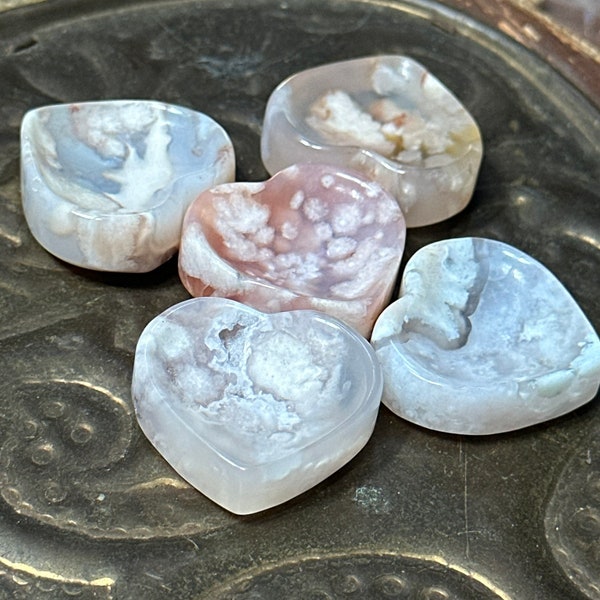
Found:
179,163 -> 405,337
372,237 -> 600,434
132,297 -> 382,514
261,56 -> 483,227
1,0 -> 600,597
21,100 -> 235,272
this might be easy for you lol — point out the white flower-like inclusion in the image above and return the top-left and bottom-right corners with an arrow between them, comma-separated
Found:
132,298 -> 382,514
371,237 -> 600,434
178,164 -> 406,337
261,55 -> 483,227
20,100 -> 235,272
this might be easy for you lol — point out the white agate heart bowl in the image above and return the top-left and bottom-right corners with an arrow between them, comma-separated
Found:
178,163 -> 406,338
20,100 -> 235,272
371,237 -> 600,435
131,297 -> 383,514
261,55 -> 483,228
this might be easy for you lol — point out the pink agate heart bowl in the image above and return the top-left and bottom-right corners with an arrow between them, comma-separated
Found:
261,55 -> 483,228
131,297 -> 383,514
178,163 -> 406,337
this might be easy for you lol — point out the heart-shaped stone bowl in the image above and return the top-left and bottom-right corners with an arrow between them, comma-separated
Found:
131,297 -> 383,514
371,237 -> 600,435
20,100 -> 235,272
178,163 -> 406,338
260,55 -> 483,228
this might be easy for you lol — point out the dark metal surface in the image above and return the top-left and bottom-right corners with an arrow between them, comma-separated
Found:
440,0 -> 600,108
0,1 -> 599,598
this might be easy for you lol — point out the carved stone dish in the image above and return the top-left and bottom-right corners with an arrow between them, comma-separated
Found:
261,56 -> 483,227
20,100 -> 235,272
132,297 -> 383,514
371,237 -> 600,434
178,163 -> 406,337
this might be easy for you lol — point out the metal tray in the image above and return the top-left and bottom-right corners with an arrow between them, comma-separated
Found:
0,1 -> 599,598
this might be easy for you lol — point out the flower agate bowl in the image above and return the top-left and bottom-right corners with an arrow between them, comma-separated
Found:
131,297 -> 383,514
178,163 -> 406,337
371,237 -> 600,435
20,100 -> 235,272
261,56 -> 483,228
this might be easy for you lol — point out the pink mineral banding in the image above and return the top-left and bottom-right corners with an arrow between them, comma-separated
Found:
178,163 -> 406,337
